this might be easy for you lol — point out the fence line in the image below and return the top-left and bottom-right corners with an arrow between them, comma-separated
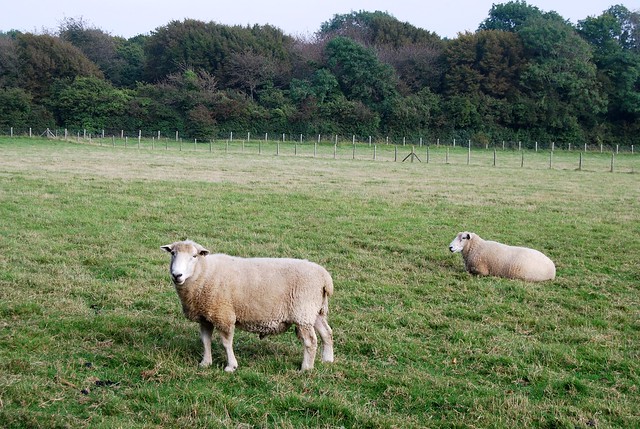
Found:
2,129 -> 638,173
2,127 -> 639,154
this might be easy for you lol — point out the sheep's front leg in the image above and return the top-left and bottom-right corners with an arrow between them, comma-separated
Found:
296,325 -> 318,371
220,328 -> 238,372
199,320 -> 214,367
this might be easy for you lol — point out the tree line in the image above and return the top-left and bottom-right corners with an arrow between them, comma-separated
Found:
0,1 -> 638,146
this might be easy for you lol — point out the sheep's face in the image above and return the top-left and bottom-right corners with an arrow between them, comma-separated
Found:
449,232 -> 472,253
161,241 -> 210,285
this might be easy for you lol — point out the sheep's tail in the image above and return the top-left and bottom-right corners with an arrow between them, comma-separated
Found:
320,269 -> 333,316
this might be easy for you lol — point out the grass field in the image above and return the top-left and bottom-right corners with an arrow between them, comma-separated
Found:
0,137 -> 638,428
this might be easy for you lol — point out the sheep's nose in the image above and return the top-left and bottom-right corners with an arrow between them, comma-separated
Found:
449,246 -> 454,252
172,273 -> 183,282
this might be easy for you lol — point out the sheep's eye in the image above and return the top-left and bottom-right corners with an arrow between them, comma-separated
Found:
193,255 -> 197,259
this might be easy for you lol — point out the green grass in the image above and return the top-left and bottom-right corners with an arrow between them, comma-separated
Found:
1,137 -> 639,428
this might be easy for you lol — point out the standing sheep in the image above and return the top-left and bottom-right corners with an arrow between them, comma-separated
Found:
448,232 -> 556,282
161,240 -> 334,372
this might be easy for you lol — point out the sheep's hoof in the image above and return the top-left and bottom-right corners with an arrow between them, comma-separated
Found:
199,360 -> 212,368
224,365 -> 237,372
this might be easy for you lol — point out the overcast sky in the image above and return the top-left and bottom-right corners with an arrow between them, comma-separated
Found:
0,0 -> 634,39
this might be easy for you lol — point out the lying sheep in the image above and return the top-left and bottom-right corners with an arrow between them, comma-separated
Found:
448,232 -> 556,282
161,240 -> 334,372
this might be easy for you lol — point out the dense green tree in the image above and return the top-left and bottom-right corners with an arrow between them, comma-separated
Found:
49,76 -> 132,131
578,5 -> 640,140
1,5 -> 638,145
15,33 -> 102,100
144,20 -> 294,86
58,17 -> 146,88
325,37 -> 399,113
0,87 -> 54,130
0,32 -> 20,88
319,10 -> 440,46
519,15 -> 607,141
479,1 -> 545,32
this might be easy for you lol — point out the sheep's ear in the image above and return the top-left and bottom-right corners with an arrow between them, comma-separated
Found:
464,233 -> 471,240
161,244 -> 174,253
199,248 -> 210,257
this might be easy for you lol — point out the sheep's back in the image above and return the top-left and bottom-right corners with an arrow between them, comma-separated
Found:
199,255 -> 329,324
465,240 -> 555,281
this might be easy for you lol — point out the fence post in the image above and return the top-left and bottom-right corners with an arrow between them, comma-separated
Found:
314,142 -> 317,158
394,145 -> 398,162
373,144 -> 377,160
493,148 -> 496,167
579,152 -> 583,171
467,140 -> 471,165
549,151 -> 553,169
521,151 -> 524,168
610,152 -> 615,172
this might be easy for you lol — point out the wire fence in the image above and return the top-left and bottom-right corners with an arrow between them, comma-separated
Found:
2,127 -> 638,173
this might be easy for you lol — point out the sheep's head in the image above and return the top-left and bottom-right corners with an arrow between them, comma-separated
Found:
161,240 -> 210,285
449,232 -> 472,253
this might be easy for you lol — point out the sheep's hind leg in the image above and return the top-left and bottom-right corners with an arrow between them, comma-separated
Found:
199,320 -> 214,367
296,324 -> 318,371
314,314 -> 334,363
220,328 -> 238,372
